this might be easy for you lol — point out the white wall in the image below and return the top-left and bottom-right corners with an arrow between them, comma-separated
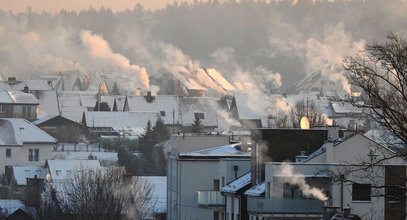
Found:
0,143 -> 53,174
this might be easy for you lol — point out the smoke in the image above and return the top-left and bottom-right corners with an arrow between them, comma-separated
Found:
80,30 -> 150,89
269,23 -> 365,94
276,162 -> 328,201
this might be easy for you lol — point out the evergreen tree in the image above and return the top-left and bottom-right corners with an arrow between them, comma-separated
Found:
152,117 -> 170,144
111,82 -> 121,95
191,117 -> 203,133
94,101 -> 111,111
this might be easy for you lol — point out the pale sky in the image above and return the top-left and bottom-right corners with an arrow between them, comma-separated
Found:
0,0 -> 186,13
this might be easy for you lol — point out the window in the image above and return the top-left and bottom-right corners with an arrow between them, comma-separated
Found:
283,183 -> 303,199
56,170 -> 61,176
23,106 -> 32,118
214,211 -> 219,220
194,112 -> 205,120
28,149 -> 39,162
352,183 -> 371,201
160,111 -> 166,116
6,148 -> 11,158
0,105 -> 6,113
214,179 -> 220,191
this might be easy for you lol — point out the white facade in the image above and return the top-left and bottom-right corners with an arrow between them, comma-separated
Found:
167,143 -> 250,220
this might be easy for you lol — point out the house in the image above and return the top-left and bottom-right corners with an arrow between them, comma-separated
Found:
45,159 -> 101,183
0,90 -> 39,121
0,200 -> 37,220
229,93 -> 270,129
0,77 -> 53,92
179,97 -> 219,132
33,115 -> 91,143
100,95 -> 126,112
221,171 -> 252,220
82,111 -> 159,137
167,142 -> 250,220
0,118 -> 57,177
329,101 -> 368,130
246,129 -> 406,220
124,94 -> 180,127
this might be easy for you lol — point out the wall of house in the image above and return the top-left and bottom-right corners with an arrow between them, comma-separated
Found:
219,159 -> 251,188
11,105 -> 38,120
0,143 -> 53,174
169,159 -> 222,220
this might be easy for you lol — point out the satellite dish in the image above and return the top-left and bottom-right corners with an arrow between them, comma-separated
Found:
300,117 -> 310,129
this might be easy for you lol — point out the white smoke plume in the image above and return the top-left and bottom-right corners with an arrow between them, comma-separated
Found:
269,23 -> 365,94
80,30 -> 150,89
276,162 -> 328,201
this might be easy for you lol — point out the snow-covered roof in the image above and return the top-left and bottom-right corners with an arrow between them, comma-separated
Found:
221,172 -> 251,193
37,91 -> 60,117
179,143 -> 250,158
61,106 -> 88,122
83,111 -> 159,131
232,92 -> 269,122
204,68 -> 236,91
0,80 -> 52,91
0,118 -> 57,146
46,159 -> 101,181
12,166 -> 48,185
179,97 -> 218,127
32,115 -> 58,125
0,90 -> 38,104
364,130 -> 405,149
125,95 -> 180,124
244,181 -> 265,197
101,95 -> 126,111
52,151 -> 118,162
168,66 -> 207,91
331,102 -> 363,114
138,176 -> 167,213
0,200 -> 36,218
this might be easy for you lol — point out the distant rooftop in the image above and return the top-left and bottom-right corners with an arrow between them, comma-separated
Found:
0,90 -> 38,104
179,143 -> 250,158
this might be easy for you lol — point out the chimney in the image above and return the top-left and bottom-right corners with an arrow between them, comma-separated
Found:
145,91 -> 155,103
23,85 -> 29,93
8,77 -> 18,85
327,126 -> 339,141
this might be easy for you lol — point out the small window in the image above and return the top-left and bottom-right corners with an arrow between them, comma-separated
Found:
214,211 -> 219,220
352,183 -> 371,201
0,105 -> 6,113
23,106 -> 32,118
6,148 -> 11,158
214,179 -> 220,191
28,149 -> 39,162
160,111 -> 166,116
194,112 -> 205,120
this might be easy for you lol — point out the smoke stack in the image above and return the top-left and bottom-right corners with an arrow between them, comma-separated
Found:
145,91 -> 155,103
23,85 -> 29,93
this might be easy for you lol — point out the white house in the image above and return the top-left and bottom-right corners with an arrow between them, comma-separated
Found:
0,118 -> 57,175
246,132 -> 406,220
167,142 -> 250,220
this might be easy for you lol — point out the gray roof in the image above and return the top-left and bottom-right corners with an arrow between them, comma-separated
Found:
0,90 -> 38,104
37,91 -> 60,117
125,95 -> 180,124
0,80 -> 53,91
83,111 -> 159,131
221,172 -> 251,194
179,143 -> 250,158
180,97 -> 219,127
0,118 -> 57,145
12,166 -> 48,185
244,181 -> 265,197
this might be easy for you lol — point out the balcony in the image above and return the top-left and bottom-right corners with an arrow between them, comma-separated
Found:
247,197 -> 323,214
197,191 -> 225,207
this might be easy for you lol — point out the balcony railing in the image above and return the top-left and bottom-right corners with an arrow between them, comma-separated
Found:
247,197 -> 323,214
197,191 -> 225,206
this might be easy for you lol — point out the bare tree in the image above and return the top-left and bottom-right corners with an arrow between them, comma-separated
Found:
48,167 -> 154,220
344,32 -> 407,146
275,99 -> 326,128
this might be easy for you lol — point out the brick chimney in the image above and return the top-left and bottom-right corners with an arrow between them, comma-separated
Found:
145,91 -> 155,103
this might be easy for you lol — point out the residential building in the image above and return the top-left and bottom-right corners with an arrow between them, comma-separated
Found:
0,118 -> 57,176
0,90 -> 39,121
33,115 -> 91,143
167,143 -> 250,220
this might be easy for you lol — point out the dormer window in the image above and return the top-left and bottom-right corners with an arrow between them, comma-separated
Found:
160,111 -> 166,117
194,112 -> 205,120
